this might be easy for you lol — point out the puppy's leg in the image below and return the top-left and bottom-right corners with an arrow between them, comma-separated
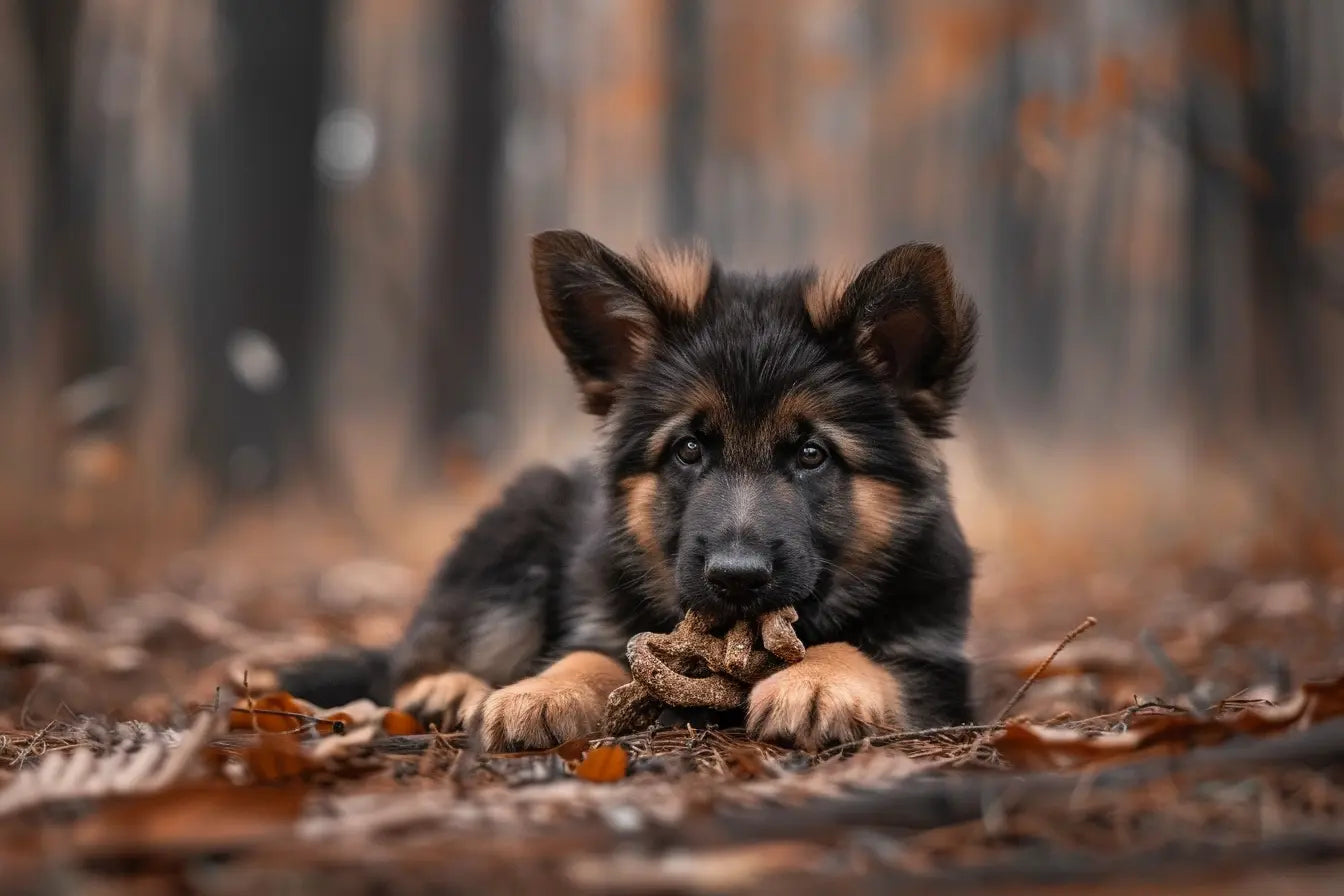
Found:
391,573 -> 550,731
746,642 -> 902,751
883,652 -> 972,730
476,650 -> 630,751
390,467 -> 578,730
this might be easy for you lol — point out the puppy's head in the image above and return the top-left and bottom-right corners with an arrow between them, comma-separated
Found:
532,230 -> 978,622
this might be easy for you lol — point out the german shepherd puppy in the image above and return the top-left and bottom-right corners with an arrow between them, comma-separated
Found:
278,229 -> 979,752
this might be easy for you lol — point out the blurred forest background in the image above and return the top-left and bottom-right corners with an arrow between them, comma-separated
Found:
2,0 -> 1342,589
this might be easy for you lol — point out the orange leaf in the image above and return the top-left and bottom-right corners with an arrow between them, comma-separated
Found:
573,745 -> 628,783
554,737 -> 592,763
381,709 -> 426,736
238,733 -> 320,783
228,692 -> 321,736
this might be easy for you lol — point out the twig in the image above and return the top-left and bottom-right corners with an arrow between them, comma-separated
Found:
934,616 -> 1099,769
228,707 -> 344,733
242,669 -> 257,734
992,616 -> 1098,727
816,723 -> 994,760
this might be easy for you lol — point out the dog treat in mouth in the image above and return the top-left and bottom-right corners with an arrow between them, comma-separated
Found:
602,606 -> 806,735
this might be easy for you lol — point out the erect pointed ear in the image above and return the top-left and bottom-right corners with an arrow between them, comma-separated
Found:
807,243 -> 979,438
531,230 -> 712,415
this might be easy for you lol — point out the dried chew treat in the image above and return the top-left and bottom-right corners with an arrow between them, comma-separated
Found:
602,606 -> 805,736
760,608 -> 806,663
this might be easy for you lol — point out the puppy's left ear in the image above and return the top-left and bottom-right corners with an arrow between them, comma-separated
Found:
811,243 -> 979,438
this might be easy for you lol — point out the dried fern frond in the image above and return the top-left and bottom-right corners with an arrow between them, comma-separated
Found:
0,710 -> 219,817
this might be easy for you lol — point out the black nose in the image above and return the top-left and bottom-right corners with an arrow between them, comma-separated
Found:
704,549 -> 773,593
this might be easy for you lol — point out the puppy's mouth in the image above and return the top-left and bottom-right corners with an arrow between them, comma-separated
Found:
680,588 -> 799,624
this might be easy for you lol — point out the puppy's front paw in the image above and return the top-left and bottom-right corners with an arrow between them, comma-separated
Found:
395,671 -> 494,731
746,643 -> 900,751
474,650 -> 629,752
476,677 -> 605,752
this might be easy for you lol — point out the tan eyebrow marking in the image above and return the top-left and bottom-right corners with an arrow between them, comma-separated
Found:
643,382 -> 871,469
644,411 -> 697,466
766,389 -> 871,467
809,421 -> 869,466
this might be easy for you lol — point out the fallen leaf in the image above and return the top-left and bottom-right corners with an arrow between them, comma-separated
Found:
573,745 -> 628,783
994,674 -> 1344,771
228,692 -> 322,736
237,733 -> 320,783
68,783 -> 306,856
553,737 -> 592,763
724,746 -> 771,780
380,709 -> 425,736
994,715 -> 1217,771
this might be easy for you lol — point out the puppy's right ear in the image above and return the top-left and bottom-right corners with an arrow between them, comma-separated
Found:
531,230 -> 690,415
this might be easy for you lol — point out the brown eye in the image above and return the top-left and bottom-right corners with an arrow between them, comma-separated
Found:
674,437 -> 703,465
797,441 -> 828,470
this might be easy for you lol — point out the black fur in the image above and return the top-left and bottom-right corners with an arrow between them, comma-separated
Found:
279,230 -> 979,738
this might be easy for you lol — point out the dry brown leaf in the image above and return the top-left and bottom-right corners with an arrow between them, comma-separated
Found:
724,745 -> 771,780
553,737 -> 592,763
995,674 -> 1344,771
67,783 -> 306,856
1226,674 -> 1344,734
994,715 -> 1220,771
573,745 -> 628,783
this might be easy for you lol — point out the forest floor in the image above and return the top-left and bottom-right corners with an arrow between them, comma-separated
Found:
1,501 -> 1343,895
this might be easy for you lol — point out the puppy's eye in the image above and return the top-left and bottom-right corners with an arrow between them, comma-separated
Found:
673,437 -> 703,465
797,441 -> 828,470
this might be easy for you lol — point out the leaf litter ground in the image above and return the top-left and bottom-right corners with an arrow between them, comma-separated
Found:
1,520 -> 1344,894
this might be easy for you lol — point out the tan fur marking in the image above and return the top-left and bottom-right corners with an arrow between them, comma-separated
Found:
476,651 -> 631,751
636,241 -> 712,313
394,671 -> 494,731
772,389 -> 872,466
747,642 -> 902,751
666,381 -> 870,469
645,411 -> 696,466
803,267 -> 859,331
847,476 -> 904,563
686,378 -> 732,426
619,473 -> 680,618
621,473 -> 662,560
811,422 -> 870,467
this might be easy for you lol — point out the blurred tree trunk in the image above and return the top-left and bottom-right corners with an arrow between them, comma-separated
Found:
13,0 -> 104,508
19,0 -> 103,385
0,2 -> 42,517
663,0 -> 705,240
1235,3 -> 1317,441
418,0 -> 505,483
186,0 -> 329,504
